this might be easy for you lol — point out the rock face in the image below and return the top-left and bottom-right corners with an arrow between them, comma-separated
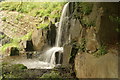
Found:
58,2 -> 120,78
47,22 -> 56,46
85,27 -> 99,53
10,47 -> 19,56
75,52 -> 118,78
32,28 -> 47,51
62,44 -> 72,66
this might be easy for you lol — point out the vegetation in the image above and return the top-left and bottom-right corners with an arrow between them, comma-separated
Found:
81,18 -> 95,27
79,2 -> 93,15
0,2 -> 65,19
0,31 -> 32,53
93,45 -> 107,57
40,71 -> 61,78
36,23 -> 49,29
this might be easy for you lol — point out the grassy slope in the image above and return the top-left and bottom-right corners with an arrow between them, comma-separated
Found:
0,2 -> 65,53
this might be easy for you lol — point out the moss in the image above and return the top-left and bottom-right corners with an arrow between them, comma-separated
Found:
40,71 -> 61,78
36,23 -> 49,29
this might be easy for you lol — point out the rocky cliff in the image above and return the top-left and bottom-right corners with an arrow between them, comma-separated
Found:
60,2 -> 120,78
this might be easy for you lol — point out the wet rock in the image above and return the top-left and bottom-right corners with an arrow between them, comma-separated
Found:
47,21 -> 56,46
10,47 -> 19,56
75,51 -> 118,78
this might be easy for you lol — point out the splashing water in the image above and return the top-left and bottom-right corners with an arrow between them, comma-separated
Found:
38,3 -> 69,69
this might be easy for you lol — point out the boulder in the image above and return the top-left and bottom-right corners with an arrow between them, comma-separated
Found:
32,28 -> 46,51
75,50 -> 118,78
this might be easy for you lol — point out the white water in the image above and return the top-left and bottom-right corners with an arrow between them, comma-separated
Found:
56,2 -> 69,47
38,3 -> 69,69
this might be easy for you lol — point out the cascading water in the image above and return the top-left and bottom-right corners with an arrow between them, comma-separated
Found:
38,2 -> 69,69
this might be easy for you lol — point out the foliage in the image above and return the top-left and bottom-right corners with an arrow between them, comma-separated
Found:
21,31 -> 32,40
0,2 -> 65,19
79,38 -> 86,52
36,23 -> 49,29
109,16 -> 120,24
0,34 -> 5,39
81,18 -> 95,27
69,41 -> 79,64
79,2 -> 93,15
109,16 -> 120,32
40,71 -> 61,78
93,45 -> 107,57
0,41 -> 19,53
1,17 -> 7,21
0,31 -> 32,53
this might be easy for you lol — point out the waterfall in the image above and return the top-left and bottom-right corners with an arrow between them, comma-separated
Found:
39,3 -> 69,68
56,2 -> 69,47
